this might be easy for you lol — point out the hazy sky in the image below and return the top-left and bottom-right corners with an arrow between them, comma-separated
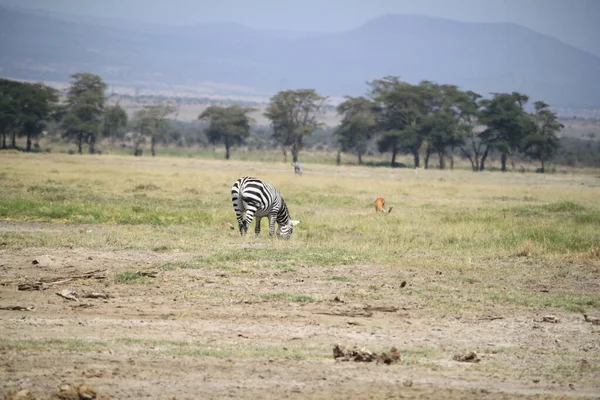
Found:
2,0 -> 599,55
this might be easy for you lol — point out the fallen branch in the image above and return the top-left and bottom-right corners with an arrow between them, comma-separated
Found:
364,305 -> 399,313
17,282 -> 44,291
71,303 -> 94,309
478,315 -> 504,321
453,352 -> 481,363
333,344 -> 401,365
56,289 -> 80,302
82,292 -> 110,299
315,310 -> 373,318
541,315 -> 559,323
17,269 -> 107,291
135,271 -> 158,278
0,305 -> 34,311
39,269 -> 107,283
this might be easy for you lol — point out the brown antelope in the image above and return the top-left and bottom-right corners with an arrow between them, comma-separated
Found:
374,197 -> 393,214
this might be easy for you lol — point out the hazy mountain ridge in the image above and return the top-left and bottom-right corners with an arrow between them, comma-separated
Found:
1,6 -> 599,108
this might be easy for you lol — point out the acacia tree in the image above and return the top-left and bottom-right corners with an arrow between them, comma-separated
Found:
0,79 -> 20,149
335,96 -> 377,165
199,105 -> 255,159
455,91 -> 487,171
20,83 -> 59,152
264,89 -> 327,163
368,77 -> 427,167
479,92 -> 536,171
417,84 -> 477,170
0,79 -> 58,151
132,104 -> 177,156
61,73 -> 107,154
522,101 -> 562,172
103,104 -> 128,147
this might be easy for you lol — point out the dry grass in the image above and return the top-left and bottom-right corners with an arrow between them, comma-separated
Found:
1,152 -> 599,316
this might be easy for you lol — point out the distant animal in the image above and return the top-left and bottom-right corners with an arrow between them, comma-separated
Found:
374,197 -> 393,214
292,162 -> 303,176
231,176 -> 300,239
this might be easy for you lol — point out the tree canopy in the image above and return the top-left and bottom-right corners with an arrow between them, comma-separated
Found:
264,89 -> 327,163
1,71 -> 567,172
0,78 -> 58,151
60,73 -> 107,154
199,105 -> 255,159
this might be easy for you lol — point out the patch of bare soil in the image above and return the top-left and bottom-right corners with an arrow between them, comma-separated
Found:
1,223 -> 599,399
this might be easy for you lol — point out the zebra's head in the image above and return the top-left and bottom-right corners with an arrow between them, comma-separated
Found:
277,219 -> 301,239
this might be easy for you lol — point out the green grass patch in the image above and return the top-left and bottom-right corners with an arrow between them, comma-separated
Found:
260,293 -> 316,302
0,338 -> 109,352
160,247 -> 366,271
326,276 -> 352,282
114,271 -> 150,284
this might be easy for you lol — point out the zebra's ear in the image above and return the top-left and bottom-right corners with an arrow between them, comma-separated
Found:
290,220 -> 301,226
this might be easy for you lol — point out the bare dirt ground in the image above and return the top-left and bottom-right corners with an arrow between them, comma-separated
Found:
1,221 -> 599,399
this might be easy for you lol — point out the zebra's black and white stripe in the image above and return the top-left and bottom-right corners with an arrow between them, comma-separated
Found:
231,177 -> 300,239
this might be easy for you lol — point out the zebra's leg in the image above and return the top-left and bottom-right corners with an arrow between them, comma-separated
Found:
243,208 -> 256,236
254,216 -> 262,237
232,193 -> 245,236
268,214 -> 277,237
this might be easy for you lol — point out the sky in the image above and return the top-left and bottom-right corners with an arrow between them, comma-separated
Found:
1,0 -> 599,56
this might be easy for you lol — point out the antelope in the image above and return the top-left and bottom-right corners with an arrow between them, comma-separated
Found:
374,197 -> 393,214
292,162 -> 303,176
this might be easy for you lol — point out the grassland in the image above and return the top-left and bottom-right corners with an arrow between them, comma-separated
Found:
0,151 -> 599,399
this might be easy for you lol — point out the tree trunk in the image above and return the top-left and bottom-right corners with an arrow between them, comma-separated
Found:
291,143 -> 299,163
424,149 -> 431,169
357,152 -> 362,165
390,148 -> 397,168
412,150 -> 420,168
471,138 -> 482,172
26,134 -> 32,152
500,151 -> 507,172
89,134 -> 96,154
10,130 -> 16,149
151,135 -> 156,157
449,148 -> 455,170
1,132 -> 6,149
438,152 -> 445,169
540,159 -> 545,173
77,133 -> 83,154
459,146 -> 477,171
479,147 -> 489,171
225,143 -> 231,160
282,147 -> 288,163
336,150 -> 341,166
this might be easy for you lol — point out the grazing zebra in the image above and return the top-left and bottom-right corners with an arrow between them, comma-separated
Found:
231,177 -> 300,239
292,162 -> 303,176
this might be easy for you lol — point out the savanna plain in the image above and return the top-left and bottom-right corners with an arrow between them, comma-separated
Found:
0,152 -> 599,399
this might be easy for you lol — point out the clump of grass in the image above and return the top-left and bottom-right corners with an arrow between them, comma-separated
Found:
261,293 -> 315,302
326,276 -> 352,282
114,271 -> 149,284
133,183 -> 160,191
543,201 -> 586,213
514,239 -> 537,257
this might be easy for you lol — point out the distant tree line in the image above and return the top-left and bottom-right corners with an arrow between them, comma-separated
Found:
2,72 -> 598,171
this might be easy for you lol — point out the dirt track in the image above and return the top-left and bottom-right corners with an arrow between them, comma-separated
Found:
1,222 -> 599,399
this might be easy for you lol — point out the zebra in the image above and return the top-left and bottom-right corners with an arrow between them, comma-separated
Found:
231,176 -> 300,239
292,162 -> 303,176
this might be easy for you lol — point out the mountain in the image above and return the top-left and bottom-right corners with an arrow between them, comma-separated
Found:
1,7 -> 599,108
